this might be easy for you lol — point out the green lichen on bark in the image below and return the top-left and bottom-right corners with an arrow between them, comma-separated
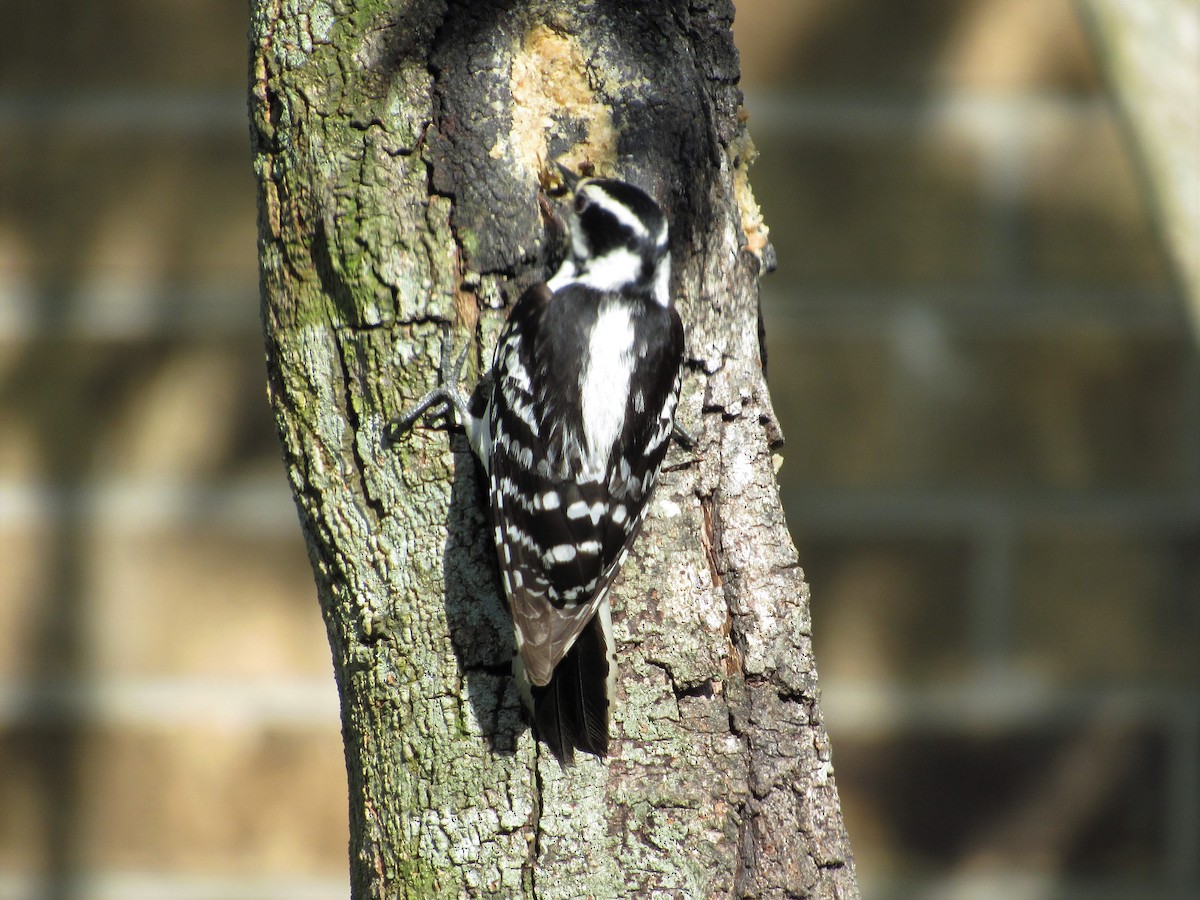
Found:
250,1 -> 858,897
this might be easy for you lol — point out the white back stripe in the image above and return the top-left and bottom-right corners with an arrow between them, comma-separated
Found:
580,303 -> 635,476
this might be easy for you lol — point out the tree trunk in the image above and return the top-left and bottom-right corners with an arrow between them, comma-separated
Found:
248,2 -> 858,898
1078,0 -> 1200,324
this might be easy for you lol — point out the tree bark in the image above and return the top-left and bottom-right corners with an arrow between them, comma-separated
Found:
249,2 -> 858,898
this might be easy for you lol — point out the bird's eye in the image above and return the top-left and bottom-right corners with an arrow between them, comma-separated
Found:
574,192 -> 588,213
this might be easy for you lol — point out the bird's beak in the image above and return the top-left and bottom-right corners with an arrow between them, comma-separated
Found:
552,161 -> 583,195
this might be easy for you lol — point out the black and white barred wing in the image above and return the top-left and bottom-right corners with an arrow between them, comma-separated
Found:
487,286 -> 605,687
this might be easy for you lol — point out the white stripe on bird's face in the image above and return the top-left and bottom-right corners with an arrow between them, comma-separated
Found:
583,183 -> 651,238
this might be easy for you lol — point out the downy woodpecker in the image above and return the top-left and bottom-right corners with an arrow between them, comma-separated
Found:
392,171 -> 684,762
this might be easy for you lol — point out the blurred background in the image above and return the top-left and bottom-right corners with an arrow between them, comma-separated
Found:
0,1 -> 1195,898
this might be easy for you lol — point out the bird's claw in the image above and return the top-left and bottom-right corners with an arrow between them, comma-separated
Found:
386,323 -> 472,443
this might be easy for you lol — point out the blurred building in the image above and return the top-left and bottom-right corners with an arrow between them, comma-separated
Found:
0,1 -> 1195,898
0,2 -> 347,897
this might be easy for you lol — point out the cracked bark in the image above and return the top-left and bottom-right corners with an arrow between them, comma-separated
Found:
249,1 -> 858,897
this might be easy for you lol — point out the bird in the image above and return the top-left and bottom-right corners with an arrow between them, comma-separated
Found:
391,168 -> 684,762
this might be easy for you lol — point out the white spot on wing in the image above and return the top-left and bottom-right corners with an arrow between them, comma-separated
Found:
546,544 -> 577,564
565,499 -> 607,523
507,395 -> 537,428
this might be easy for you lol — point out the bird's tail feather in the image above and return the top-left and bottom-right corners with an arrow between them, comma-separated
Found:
530,612 -> 611,764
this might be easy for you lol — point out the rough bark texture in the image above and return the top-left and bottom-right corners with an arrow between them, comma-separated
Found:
249,1 -> 858,897
1078,0 -> 1200,324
